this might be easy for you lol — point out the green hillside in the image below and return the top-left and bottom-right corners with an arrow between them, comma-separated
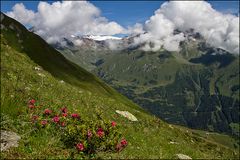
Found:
57,36 -> 239,137
0,13 -> 239,159
0,12 -> 142,112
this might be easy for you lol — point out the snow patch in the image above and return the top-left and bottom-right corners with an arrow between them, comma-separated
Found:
83,35 -> 122,41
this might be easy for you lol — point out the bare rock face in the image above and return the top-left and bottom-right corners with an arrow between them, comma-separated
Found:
1,130 -> 21,151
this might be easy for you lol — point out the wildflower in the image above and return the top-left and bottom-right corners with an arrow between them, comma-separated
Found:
116,138 -> 128,152
52,116 -> 60,123
32,115 -> 39,121
44,109 -> 52,115
41,120 -> 48,126
116,143 -> 122,152
61,122 -> 66,127
61,107 -> 67,113
76,143 -> 84,151
97,128 -> 104,138
120,138 -> 128,146
28,99 -> 36,105
28,105 -> 35,109
111,121 -> 117,127
71,113 -> 80,119
87,130 -> 92,139
97,128 -> 103,132
62,113 -> 68,117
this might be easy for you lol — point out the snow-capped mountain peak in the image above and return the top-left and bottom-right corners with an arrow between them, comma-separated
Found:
82,35 -> 122,41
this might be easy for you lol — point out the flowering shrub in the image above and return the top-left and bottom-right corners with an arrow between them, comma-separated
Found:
26,99 -> 128,156
52,116 -> 60,123
71,113 -> 80,119
96,127 -> 105,138
61,107 -> 67,113
76,143 -> 84,151
28,99 -> 36,105
44,109 -> 52,115
41,120 -> 48,127
32,115 -> 39,121
111,121 -> 117,127
116,138 -> 128,152
62,113 -> 68,117
28,105 -> 35,109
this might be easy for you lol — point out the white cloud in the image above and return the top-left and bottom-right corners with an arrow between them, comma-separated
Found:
133,1 -> 239,54
6,3 -> 35,25
6,1 -> 239,54
126,23 -> 144,35
74,39 -> 83,46
163,33 -> 185,51
133,13 -> 185,52
7,1 -> 125,43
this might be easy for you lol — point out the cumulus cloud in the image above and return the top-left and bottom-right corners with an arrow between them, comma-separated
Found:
133,1 -> 239,54
6,3 -> 35,25
6,1 -> 125,43
126,23 -> 144,35
6,1 -> 239,54
133,13 -> 185,51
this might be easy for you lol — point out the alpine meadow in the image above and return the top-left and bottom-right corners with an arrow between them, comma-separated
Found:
1,1 -> 239,159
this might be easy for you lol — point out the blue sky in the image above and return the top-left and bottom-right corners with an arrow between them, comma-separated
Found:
1,1 -> 239,53
1,1 -> 239,28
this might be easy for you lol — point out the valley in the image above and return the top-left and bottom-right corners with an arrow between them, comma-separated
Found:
1,0 -> 239,158
55,30 -> 239,138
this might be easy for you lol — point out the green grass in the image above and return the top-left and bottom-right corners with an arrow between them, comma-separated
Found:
0,12 -> 239,159
1,12 -> 144,112
177,127 -> 239,151
86,37 -> 239,136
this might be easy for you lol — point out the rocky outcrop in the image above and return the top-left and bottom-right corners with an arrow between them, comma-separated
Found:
116,110 -> 138,121
175,153 -> 192,159
1,130 -> 21,152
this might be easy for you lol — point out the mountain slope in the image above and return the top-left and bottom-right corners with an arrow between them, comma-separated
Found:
94,46 -> 239,137
55,30 -> 239,137
0,12 -> 142,111
1,13 -> 239,159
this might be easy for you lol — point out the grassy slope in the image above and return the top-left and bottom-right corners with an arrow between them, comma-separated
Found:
0,13 -> 239,159
90,42 -> 239,136
0,13 -> 142,112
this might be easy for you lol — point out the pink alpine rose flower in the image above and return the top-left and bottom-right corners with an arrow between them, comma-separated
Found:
41,120 -> 48,126
52,116 -> 60,123
62,113 -> 68,117
76,143 -> 84,151
97,128 -> 104,138
111,121 -> 117,127
61,122 -> 66,127
61,107 -> 67,113
120,138 -> 128,146
116,138 -> 128,151
32,115 -> 39,121
44,109 -> 52,115
28,105 -> 35,109
28,99 -> 36,105
71,113 -> 80,119
116,143 -> 122,152
87,130 -> 92,139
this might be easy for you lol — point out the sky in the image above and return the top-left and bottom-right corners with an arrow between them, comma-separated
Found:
1,1 -> 239,54
1,1 -> 239,28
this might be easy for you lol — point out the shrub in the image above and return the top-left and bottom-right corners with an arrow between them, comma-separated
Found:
26,99 -> 127,156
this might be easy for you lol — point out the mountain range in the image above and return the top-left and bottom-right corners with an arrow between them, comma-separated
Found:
1,12 -> 239,158
53,29 -> 239,137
